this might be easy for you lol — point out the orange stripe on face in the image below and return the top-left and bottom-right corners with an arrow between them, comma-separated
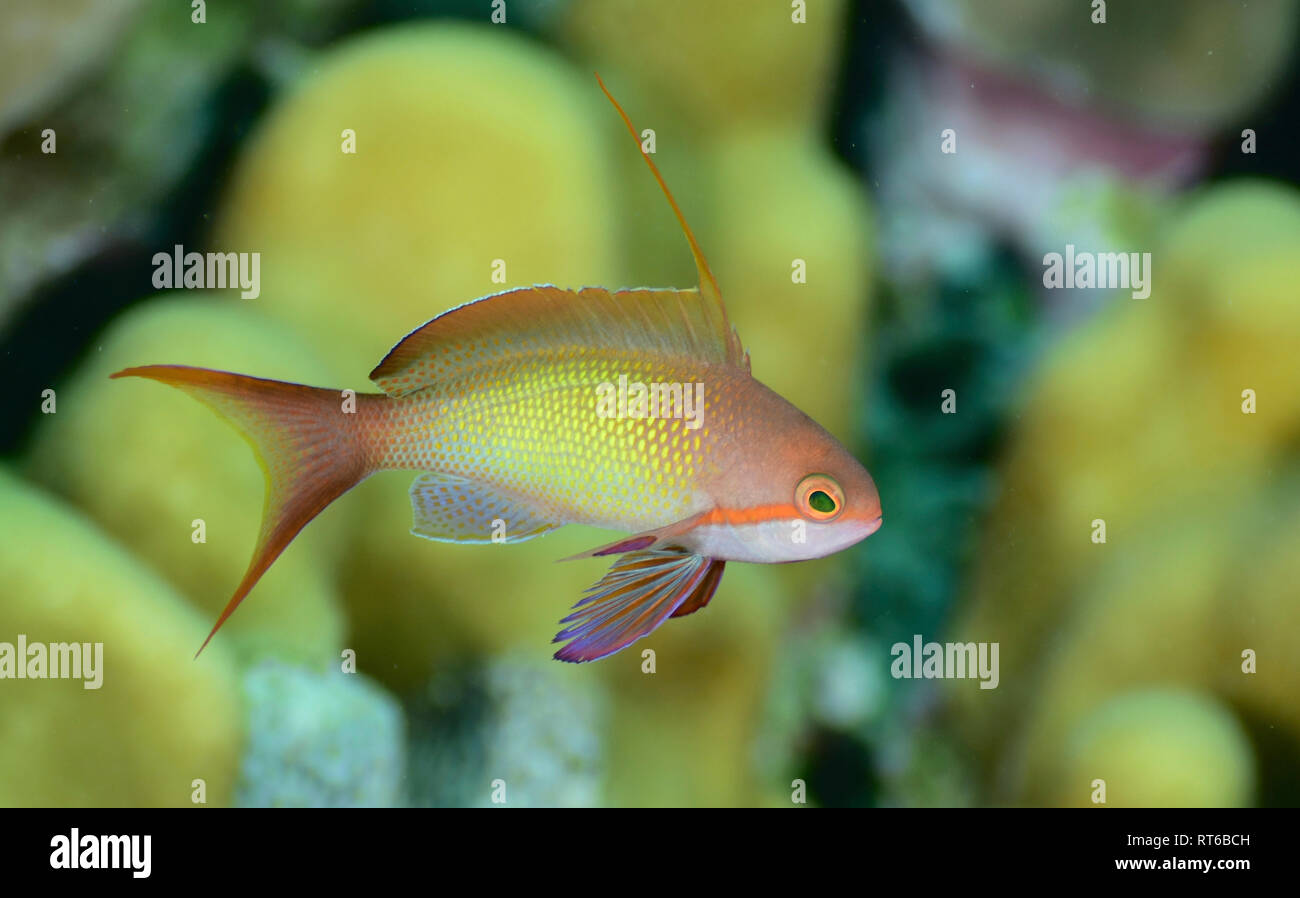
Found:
696,504 -> 799,527
696,504 -> 881,528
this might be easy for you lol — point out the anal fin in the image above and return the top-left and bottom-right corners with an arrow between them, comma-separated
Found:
409,472 -> 559,544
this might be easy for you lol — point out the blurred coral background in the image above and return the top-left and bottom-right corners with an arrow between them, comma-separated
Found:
2,0 -> 1298,807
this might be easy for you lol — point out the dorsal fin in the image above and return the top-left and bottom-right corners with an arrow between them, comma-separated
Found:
370,285 -> 746,397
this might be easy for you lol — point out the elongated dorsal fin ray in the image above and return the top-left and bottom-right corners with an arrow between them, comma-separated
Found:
595,74 -> 734,330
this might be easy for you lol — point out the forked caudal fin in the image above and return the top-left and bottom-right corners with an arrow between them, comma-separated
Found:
110,365 -> 376,656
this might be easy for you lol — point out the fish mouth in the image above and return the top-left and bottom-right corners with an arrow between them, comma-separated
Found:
864,514 -> 883,536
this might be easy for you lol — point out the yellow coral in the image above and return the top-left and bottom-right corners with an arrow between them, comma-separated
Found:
561,0 -> 851,136
1052,689 -> 1255,808
0,469 -> 242,807
214,22 -> 622,375
952,181 -> 1300,803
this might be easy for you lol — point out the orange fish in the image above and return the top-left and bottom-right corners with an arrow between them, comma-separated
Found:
112,76 -> 882,662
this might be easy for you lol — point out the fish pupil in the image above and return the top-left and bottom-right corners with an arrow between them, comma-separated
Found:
808,490 -> 836,514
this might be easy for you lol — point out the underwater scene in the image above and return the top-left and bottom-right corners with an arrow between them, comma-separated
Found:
2,0 -> 1299,810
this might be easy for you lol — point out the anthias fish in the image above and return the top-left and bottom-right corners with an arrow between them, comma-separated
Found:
113,76 -> 883,663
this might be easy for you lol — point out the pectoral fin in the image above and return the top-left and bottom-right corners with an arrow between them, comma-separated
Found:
553,547 -> 722,662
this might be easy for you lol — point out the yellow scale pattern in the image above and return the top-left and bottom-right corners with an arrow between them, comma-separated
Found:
374,344 -> 739,535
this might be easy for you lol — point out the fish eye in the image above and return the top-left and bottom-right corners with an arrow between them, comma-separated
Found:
795,474 -> 844,522
808,490 -> 836,513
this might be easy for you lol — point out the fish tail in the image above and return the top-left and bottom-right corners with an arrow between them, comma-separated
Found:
110,364 -> 379,656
